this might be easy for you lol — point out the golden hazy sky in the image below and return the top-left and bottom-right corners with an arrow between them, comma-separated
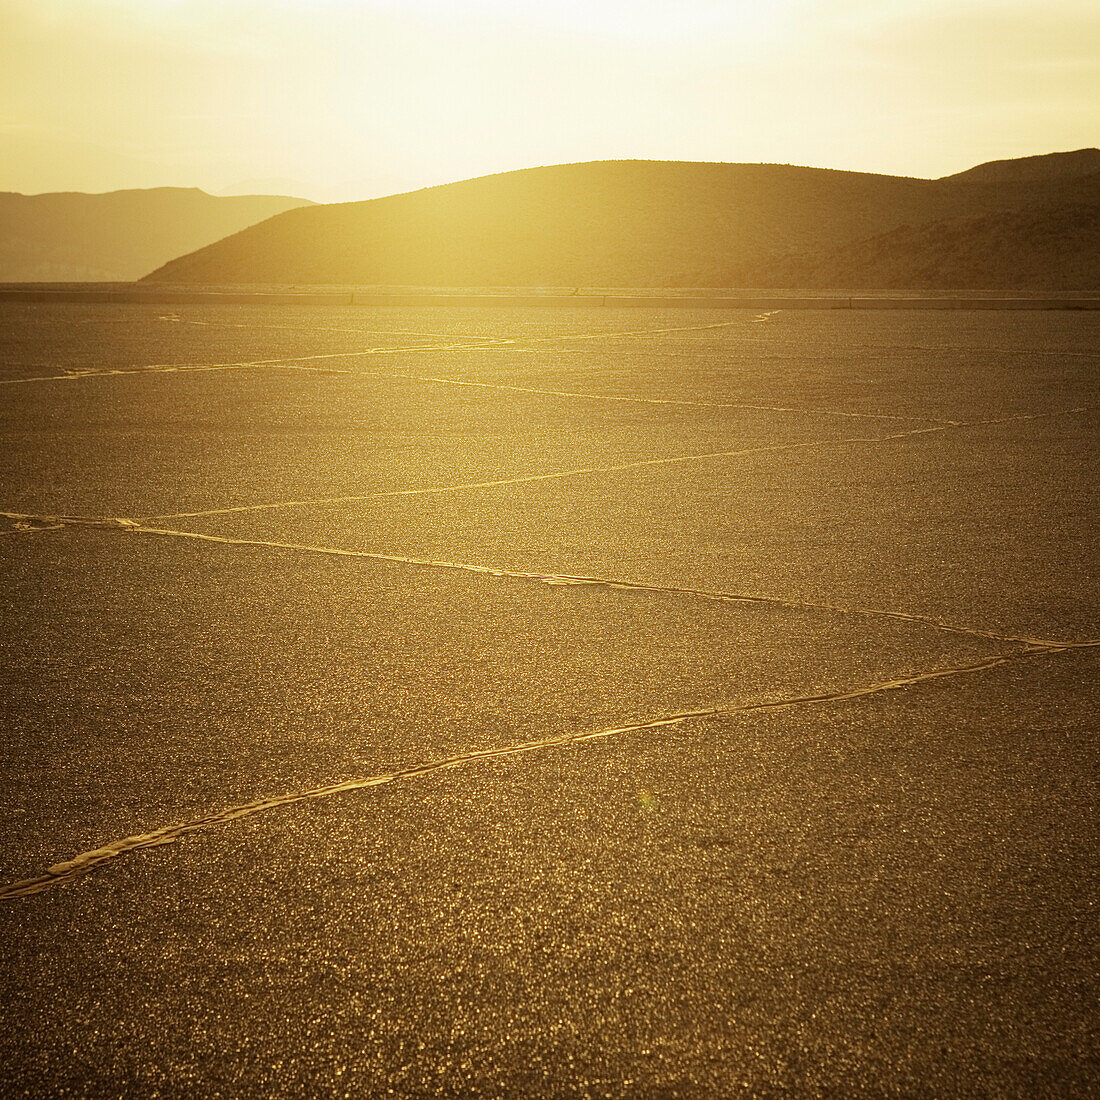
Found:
2,0 -> 1097,199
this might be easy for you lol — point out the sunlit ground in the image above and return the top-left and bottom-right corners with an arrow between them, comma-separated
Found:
1,303 -> 1097,1096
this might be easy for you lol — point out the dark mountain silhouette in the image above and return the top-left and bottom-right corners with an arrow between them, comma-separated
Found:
0,188 -> 313,282
944,148 -> 1100,184
142,153 -> 1100,289
766,191 -> 1100,291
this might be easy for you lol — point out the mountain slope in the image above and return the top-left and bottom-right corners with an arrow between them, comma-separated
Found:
0,188 -> 313,282
765,189 -> 1100,290
944,148 -> 1100,185
142,154 -> 1100,289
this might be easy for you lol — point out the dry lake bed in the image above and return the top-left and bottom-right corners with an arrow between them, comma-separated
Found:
1,303 -> 1098,1097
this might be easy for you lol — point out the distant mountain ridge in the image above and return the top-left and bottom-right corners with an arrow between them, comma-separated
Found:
944,148 -> 1100,184
139,152 -> 1100,290
0,188 -> 313,282
766,193 -> 1100,291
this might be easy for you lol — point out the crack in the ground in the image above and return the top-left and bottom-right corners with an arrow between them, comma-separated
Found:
2,514 -> 1091,650
2,315 -> 1095,909
145,404 -> 1094,521
0,513 -> 140,531
3,403 -> 1094,656
156,314 -> 480,339
386,372 -> 951,424
5,644 -> 1086,900
0,340 -> 502,385
0,318 -> 759,388
119,526 -> 1100,650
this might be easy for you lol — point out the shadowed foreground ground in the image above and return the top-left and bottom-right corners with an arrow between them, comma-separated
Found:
0,304 -> 1097,1097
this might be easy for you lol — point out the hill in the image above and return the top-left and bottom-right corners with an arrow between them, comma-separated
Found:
944,148 -> 1100,185
0,188 -> 313,282
141,154 -> 1100,290
765,191 -> 1100,291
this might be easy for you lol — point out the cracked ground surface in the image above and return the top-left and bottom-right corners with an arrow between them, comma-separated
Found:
0,303 -> 1098,1097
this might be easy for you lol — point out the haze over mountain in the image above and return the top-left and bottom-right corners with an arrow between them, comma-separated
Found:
0,188 -> 312,283
143,151 -> 1099,291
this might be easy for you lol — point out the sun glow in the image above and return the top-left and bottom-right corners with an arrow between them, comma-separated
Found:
2,0 -> 1098,197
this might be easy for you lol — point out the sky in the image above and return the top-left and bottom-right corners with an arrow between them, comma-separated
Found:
1,0 -> 1097,200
